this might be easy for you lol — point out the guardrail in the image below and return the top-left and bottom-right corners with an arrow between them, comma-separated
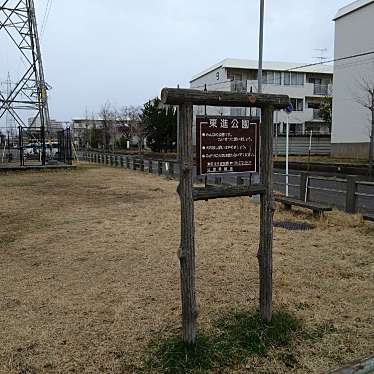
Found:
82,151 -> 374,218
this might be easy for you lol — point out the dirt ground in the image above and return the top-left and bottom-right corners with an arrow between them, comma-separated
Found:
0,165 -> 373,374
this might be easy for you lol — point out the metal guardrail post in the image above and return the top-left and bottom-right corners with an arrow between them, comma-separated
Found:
299,172 -> 309,202
346,176 -> 357,214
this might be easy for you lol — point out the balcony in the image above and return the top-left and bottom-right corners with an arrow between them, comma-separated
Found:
313,109 -> 322,120
313,84 -> 329,96
231,80 -> 248,93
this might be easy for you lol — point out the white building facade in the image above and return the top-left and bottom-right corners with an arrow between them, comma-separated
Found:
332,0 -> 374,158
190,58 -> 333,136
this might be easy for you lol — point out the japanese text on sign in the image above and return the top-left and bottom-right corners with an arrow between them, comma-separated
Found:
196,116 -> 259,176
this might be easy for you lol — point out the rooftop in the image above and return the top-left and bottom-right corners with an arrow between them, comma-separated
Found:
334,0 -> 374,20
191,58 -> 333,82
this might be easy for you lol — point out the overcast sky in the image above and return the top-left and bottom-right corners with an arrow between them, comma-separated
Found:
2,0 -> 350,121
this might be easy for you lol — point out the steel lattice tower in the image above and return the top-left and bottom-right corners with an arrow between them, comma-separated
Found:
0,0 -> 50,164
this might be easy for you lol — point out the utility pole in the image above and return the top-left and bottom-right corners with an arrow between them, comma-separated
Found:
258,0 -> 265,94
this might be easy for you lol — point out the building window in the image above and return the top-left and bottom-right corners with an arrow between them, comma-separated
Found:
284,72 -> 304,86
263,71 -> 281,85
290,98 -> 304,111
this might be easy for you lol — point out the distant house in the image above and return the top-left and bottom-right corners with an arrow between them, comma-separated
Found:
190,58 -> 333,136
332,0 -> 374,158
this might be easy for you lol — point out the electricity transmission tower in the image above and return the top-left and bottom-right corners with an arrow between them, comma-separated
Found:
0,0 -> 50,164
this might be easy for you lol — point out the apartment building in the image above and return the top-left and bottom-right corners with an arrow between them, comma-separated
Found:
332,0 -> 374,158
190,58 -> 333,136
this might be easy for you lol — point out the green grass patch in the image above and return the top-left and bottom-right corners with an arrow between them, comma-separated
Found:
145,310 -> 303,373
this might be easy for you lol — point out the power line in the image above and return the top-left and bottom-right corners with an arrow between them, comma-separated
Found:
40,0 -> 53,39
287,50 -> 374,71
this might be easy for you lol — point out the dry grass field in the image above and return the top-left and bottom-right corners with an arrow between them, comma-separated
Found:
0,165 -> 373,373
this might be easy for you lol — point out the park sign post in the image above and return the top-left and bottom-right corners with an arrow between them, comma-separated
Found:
196,116 -> 259,176
161,87 -> 289,345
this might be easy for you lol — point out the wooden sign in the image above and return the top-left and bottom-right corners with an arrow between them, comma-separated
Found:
196,116 -> 259,176
161,87 -> 289,345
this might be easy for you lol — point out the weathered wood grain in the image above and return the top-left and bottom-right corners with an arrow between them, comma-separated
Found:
161,88 -> 289,109
177,103 -> 197,344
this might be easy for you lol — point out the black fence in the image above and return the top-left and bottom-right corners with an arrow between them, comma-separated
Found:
57,128 -> 73,165
0,127 -> 73,167
81,151 -> 374,218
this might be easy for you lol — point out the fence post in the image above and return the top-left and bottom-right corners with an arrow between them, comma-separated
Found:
299,172 -> 309,202
346,176 -> 357,214
126,156 -> 130,169
214,176 -> 222,185
169,162 -> 175,178
140,158 -> 145,172
158,161 -> 163,176
120,156 -> 124,167
148,160 -> 153,173
132,157 -> 137,171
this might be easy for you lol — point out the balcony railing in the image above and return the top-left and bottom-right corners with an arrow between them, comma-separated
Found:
231,80 -> 248,93
313,109 -> 322,120
313,84 -> 331,96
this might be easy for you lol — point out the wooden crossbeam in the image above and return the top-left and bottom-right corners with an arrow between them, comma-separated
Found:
192,185 -> 265,201
161,87 -> 289,109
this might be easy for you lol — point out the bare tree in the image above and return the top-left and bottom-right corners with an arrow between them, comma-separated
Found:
356,77 -> 374,177
99,102 -> 116,151
120,106 -> 144,153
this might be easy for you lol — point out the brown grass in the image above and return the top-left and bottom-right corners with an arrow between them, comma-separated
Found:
0,165 -> 373,373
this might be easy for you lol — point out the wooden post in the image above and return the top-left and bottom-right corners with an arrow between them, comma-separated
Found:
140,158 -> 145,172
299,172 -> 309,202
126,156 -> 130,169
120,156 -> 124,167
178,103 -> 197,344
158,161 -> 163,176
346,176 -> 357,214
169,162 -> 175,178
258,104 -> 274,322
132,158 -> 137,171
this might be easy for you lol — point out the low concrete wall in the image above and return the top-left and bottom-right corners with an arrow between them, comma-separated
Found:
331,142 -> 369,159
